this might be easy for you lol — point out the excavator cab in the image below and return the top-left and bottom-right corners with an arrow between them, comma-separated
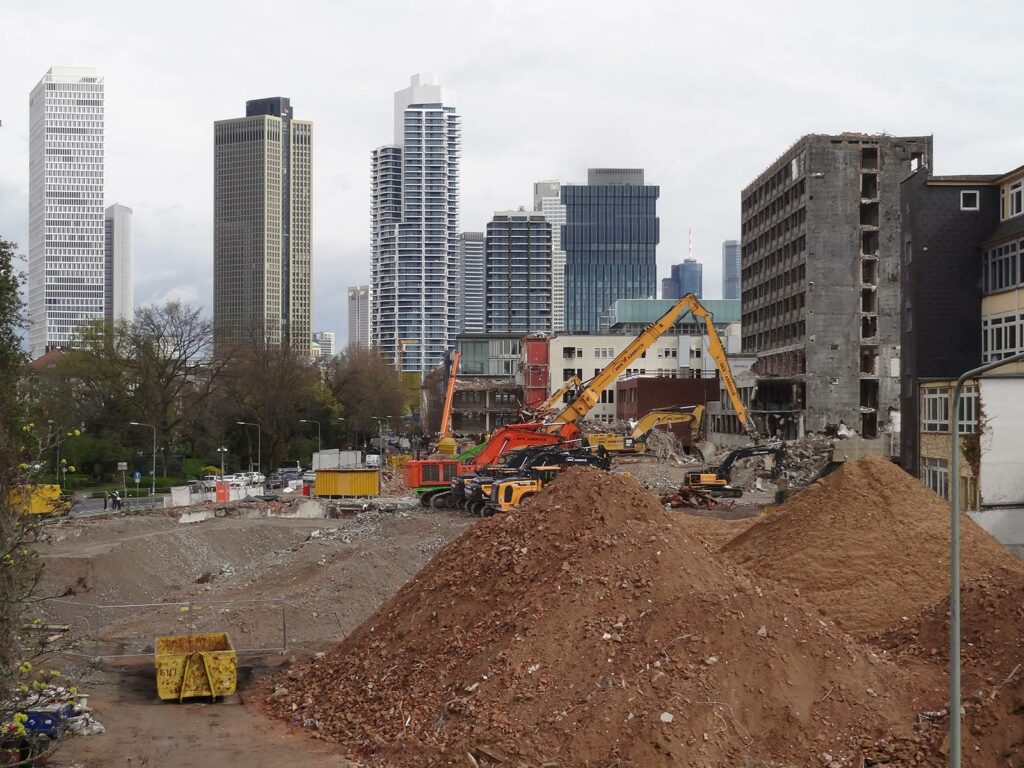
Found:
486,465 -> 562,515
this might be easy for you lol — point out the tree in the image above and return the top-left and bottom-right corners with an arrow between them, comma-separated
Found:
325,347 -> 407,442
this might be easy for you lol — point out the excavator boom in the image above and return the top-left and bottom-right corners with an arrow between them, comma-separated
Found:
439,350 -> 461,438
538,375 -> 582,414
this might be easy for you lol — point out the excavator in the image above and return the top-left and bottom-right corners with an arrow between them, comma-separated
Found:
435,350 -> 461,456
534,375 -> 582,416
407,293 -> 757,507
684,443 -> 785,497
586,404 -> 705,455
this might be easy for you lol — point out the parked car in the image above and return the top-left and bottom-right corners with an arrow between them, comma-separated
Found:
267,472 -> 283,490
201,475 -> 220,490
226,474 -> 245,488
302,470 -> 316,483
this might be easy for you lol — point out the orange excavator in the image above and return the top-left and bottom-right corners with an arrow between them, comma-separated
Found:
435,350 -> 460,456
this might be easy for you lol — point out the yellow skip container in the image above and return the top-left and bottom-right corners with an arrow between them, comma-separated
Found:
155,632 -> 237,702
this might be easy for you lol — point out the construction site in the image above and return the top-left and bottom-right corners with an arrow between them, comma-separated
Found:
19,295 -> 1024,767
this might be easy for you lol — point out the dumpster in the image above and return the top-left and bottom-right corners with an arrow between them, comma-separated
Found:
315,468 -> 380,498
10,484 -> 67,516
155,632 -> 237,702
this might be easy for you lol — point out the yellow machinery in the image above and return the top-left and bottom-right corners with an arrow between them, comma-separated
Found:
436,350 -> 461,456
10,484 -> 67,516
546,294 -> 759,443
587,404 -> 705,454
155,631 -> 237,702
486,465 -> 561,514
685,444 -> 785,497
536,375 -> 583,415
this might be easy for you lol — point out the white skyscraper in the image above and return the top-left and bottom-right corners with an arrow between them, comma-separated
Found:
371,74 -> 460,372
456,232 -> 484,334
104,203 -> 133,324
313,330 -> 335,358
533,181 -> 566,332
347,285 -> 370,349
28,67 -> 105,357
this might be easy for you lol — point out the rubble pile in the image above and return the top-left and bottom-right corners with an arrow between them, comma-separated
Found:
265,469 -> 938,767
658,484 -> 718,509
724,455 -> 1022,637
643,428 -> 699,465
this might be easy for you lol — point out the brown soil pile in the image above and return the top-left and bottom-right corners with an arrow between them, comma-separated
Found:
265,469 -> 935,767
723,455 -> 1021,637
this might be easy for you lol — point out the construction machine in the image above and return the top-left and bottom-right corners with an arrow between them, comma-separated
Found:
586,404 -> 705,455
435,350 -> 461,456
458,445 -> 611,515
485,465 -> 563,515
684,443 -> 785,497
534,375 -> 583,415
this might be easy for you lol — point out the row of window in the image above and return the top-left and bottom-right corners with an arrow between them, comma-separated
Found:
982,237 -> 1024,294
981,311 -> 1024,362
921,385 -> 977,433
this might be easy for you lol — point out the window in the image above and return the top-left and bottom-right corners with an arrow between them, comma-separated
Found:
924,457 -> 949,500
562,346 -> 576,359
922,386 -> 949,432
1010,180 -> 1023,218
958,384 -> 978,434
982,312 -> 1023,362
960,190 -> 980,211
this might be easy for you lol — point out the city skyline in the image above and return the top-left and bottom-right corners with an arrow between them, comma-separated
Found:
2,2 -> 1023,343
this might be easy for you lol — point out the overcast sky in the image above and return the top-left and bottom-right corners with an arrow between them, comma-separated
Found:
3,0 -> 1023,342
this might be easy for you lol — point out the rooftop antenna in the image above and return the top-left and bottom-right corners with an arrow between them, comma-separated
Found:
688,228 -> 694,261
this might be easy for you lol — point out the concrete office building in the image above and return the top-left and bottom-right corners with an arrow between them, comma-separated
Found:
214,97 -> 312,355
662,259 -> 702,300
722,239 -> 740,300
347,285 -> 370,349
28,66 -> 105,357
456,232 -> 485,334
563,168 -> 659,333
313,330 -> 336,359
485,211 -> 552,334
371,74 -> 461,372
741,133 -> 932,443
533,181 -> 567,331
103,203 -> 133,324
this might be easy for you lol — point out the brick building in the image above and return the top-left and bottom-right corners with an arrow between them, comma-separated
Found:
616,376 -> 719,447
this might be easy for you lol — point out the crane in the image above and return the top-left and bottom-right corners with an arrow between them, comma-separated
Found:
545,293 -> 759,442
436,350 -> 461,456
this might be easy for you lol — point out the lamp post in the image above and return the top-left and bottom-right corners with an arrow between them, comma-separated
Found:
216,446 -> 228,476
128,421 -> 156,496
372,416 -> 391,491
236,421 -> 261,474
299,419 -> 322,452
48,420 -> 60,490
948,349 -> 1024,768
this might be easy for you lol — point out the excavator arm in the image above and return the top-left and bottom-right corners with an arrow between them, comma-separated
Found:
538,375 -> 582,414
439,350 -> 461,438
629,404 -> 705,442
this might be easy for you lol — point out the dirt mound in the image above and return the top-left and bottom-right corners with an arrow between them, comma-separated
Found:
723,455 -> 1021,637
265,468 -> 933,767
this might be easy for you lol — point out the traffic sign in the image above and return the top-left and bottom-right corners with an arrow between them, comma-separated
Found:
117,461 -> 128,471
134,471 -> 141,484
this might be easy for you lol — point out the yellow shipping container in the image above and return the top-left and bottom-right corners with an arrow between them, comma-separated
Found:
155,632 -> 237,702
10,484 -> 66,515
315,468 -> 380,498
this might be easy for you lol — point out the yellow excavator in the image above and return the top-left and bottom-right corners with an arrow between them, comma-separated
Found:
535,375 -> 583,415
586,404 -> 705,454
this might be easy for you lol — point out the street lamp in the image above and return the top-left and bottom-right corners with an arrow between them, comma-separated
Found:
236,421 -> 261,474
216,446 -> 228,476
299,419 -> 322,453
372,416 -> 392,491
128,421 -> 156,496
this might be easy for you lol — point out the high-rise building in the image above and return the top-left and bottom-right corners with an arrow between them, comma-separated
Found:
371,74 -> 460,372
28,67 -> 105,358
313,330 -> 336,359
741,133 -> 932,442
722,239 -> 740,300
213,97 -> 312,354
103,204 -> 133,324
485,211 -> 552,334
563,168 -> 659,333
347,285 -> 370,349
662,259 -> 702,300
533,181 -> 566,331
456,232 -> 485,334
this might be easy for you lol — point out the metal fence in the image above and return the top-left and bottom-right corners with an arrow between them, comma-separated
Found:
46,597 -> 343,660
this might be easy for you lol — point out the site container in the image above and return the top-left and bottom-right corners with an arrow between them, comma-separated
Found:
155,632 -> 237,702
315,468 -> 380,498
312,449 -> 362,469
10,484 -> 65,515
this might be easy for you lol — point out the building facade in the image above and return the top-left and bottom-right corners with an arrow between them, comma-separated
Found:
28,66 -> 105,357
563,168 -> 659,333
347,285 -> 370,349
103,203 -> 133,324
313,330 -> 335,358
741,133 -> 932,443
899,169 -> 1000,474
456,232 -> 485,334
213,97 -> 312,354
663,259 -> 702,300
485,210 -> 552,334
534,180 -> 566,331
371,74 -> 461,372
722,239 -> 740,300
